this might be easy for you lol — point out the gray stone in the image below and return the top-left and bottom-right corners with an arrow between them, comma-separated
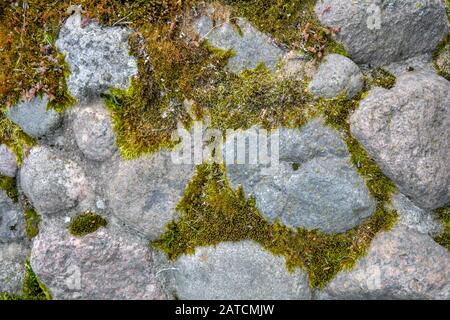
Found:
173,241 -> 311,300
318,226 -> 450,300
0,190 -> 25,243
107,150 -> 195,240
225,118 -> 376,233
30,222 -> 169,300
20,146 -> 89,215
72,102 -> 117,161
308,54 -> 364,99
315,0 -> 448,67
392,193 -> 443,237
0,144 -> 17,177
6,95 -> 61,138
0,242 -> 29,295
350,71 -> 450,209
193,6 -> 284,73
56,17 -> 137,101
436,44 -> 450,79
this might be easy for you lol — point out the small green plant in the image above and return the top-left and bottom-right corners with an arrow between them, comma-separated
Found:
368,68 -> 396,89
434,205 -> 450,251
0,175 -> 18,202
25,207 -> 41,239
68,211 -> 107,237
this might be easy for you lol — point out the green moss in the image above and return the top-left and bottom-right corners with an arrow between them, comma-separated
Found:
1,261 -> 52,300
367,68 -> 396,89
434,204 -> 450,251
68,212 -> 107,237
25,206 -> 41,239
154,163 -> 397,288
0,175 -> 19,202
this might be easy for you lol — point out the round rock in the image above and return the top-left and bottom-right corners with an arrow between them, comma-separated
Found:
315,0 -> 448,66
0,144 -> 17,177
72,103 -> 117,161
20,147 -> 89,215
30,222 -> 169,300
0,242 -> 30,295
308,54 -> 364,99
107,150 -> 195,240
173,241 -> 312,300
6,95 -> 61,138
350,71 -> 450,209
318,226 -> 450,300
225,118 -> 376,233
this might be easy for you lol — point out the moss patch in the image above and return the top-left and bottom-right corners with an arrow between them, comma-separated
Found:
154,163 -> 397,288
0,175 -> 19,202
434,205 -> 450,251
25,206 -> 41,239
367,68 -> 396,89
68,211 -> 107,237
0,261 -> 52,300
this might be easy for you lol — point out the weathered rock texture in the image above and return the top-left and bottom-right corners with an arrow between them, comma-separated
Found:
0,190 -> 25,242
30,222 -> 169,300
20,147 -> 89,215
173,241 -> 311,300
107,150 -> 194,240
309,54 -> 364,99
315,0 -> 448,66
226,118 -> 375,233
0,242 -> 29,295
318,226 -> 450,300
7,95 -> 61,138
72,102 -> 117,161
56,19 -> 137,101
351,71 -> 450,210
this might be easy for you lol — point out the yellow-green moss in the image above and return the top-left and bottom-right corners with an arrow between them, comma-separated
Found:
434,205 -> 450,251
68,212 -> 107,237
0,261 -> 52,300
367,68 -> 397,89
25,206 -> 41,239
154,163 -> 397,288
0,175 -> 19,202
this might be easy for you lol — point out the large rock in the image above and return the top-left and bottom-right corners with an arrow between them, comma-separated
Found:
72,102 -> 117,161
225,118 -> 376,233
30,222 -> 169,300
0,144 -> 17,178
192,6 -> 284,73
0,242 -> 29,295
20,147 -> 89,215
315,0 -> 448,66
56,17 -> 137,101
350,71 -> 450,209
0,190 -> 25,242
318,226 -> 450,300
173,241 -> 311,300
6,95 -> 61,138
308,54 -> 364,99
107,150 -> 194,240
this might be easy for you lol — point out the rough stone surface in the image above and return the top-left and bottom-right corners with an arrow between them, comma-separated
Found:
56,18 -> 137,101
225,118 -> 376,233
30,222 -> 169,300
7,95 -> 61,138
392,193 -> 443,237
318,226 -> 450,300
173,241 -> 311,300
315,0 -> 448,66
308,54 -> 364,99
193,8 -> 284,73
0,144 -> 17,178
107,150 -> 195,240
350,71 -> 450,210
72,102 -> 117,161
20,146 -> 89,215
0,190 -> 25,243
0,242 -> 30,295
436,44 -> 450,79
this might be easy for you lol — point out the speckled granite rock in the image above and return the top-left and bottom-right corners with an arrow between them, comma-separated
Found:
0,190 -> 25,243
0,242 -> 30,295
0,144 -> 17,178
